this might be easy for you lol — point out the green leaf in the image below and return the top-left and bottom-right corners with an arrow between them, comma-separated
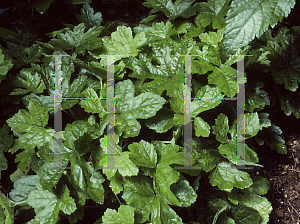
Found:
244,176 -> 270,196
22,93 -> 55,116
128,39 -> 194,96
128,140 -> 157,168
209,162 -> 253,192
230,205 -> 260,224
9,69 -> 46,95
6,43 -> 41,69
223,0 -> 296,54
228,188 -> 272,224
48,23 -> 104,55
0,193 -> 14,224
100,151 -> 139,179
122,176 -> 183,224
267,27 -> 300,92
6,100 -> 54,150
276,88 -> 300,119
0,48 -> 13,84
245,81 -> 270,112
27,185 -> 76,224
9,175 -> 40,203
254,124 -> 287,154
170,180 -> 197,207
32,0 -> 55,14
37,142 -> 71,190
192,85 -> 224,118
194,149 -> 222,172
208,64 -> 238,98
197,0 -> 231,29
75,2 -> 103,29
79,88 -> 107,118
133,21 -> 177,43
115,79 -> 166,138
69,153 -> 105,204
102,205 -> 135,224
194,117 -> 210,137
101,26 -> 147,59
143,0 -> 201,21
212,113 -> 229,144
145,108 -> 174,133
0,124 -> 13,153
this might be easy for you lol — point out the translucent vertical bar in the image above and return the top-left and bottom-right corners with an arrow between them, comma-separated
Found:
106,56 -> 115,169
101,55 -> 123,170
175,54 -> 200,170
183,55 -> 192,167
53,55 -> 63,168
236,55 -> 246,169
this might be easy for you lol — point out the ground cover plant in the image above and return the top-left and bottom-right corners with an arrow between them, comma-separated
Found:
0,0 -> 300,223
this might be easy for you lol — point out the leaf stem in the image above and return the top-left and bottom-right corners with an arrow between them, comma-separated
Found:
14,200 -> 27,206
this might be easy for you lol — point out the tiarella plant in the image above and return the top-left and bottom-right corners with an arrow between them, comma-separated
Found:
0,0 -> 299,223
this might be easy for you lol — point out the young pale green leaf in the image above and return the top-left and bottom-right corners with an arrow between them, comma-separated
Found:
102,26 -> 146,58
133,21 -> 177,43
100,151 -> 139,178
6,100 -> 55,159
0,193 -> 14,224
9,69 -> 46,95
102,205 -> 135,224
209,162 -> 253,192
143,0 -> 201,21
114,79 -> 166,138
75,2 -> 103,29
128,39 -> 194,96
194,117 -> 210,137
223,0 -> 296,54
27,185 -> 76,224
9,175 -> 40,203
199,29 -> 224,48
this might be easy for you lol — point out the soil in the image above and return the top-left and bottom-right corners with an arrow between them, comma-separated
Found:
256,132 -> 300,224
